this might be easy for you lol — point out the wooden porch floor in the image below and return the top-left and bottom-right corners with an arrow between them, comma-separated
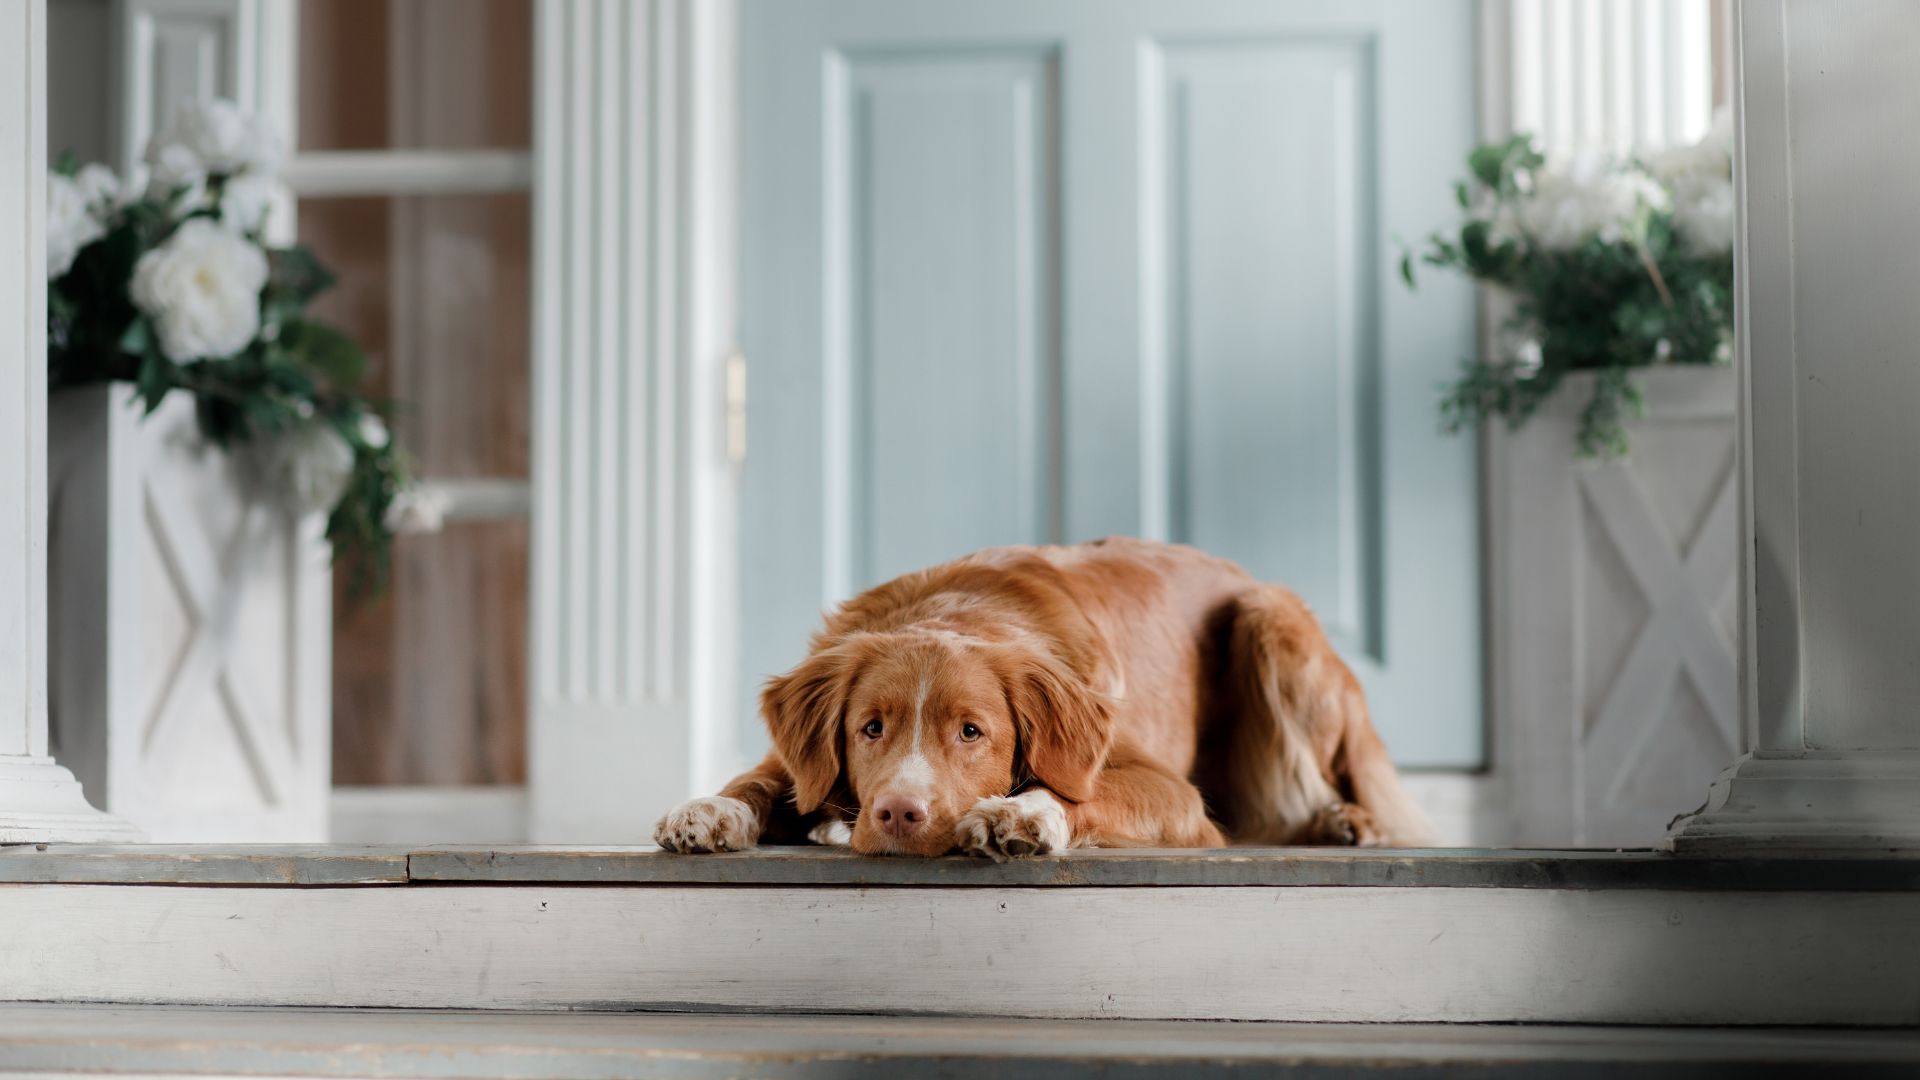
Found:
4,846 -> 1919,1027
5,842 -> 1920,888
1,1003 -> 1917,1078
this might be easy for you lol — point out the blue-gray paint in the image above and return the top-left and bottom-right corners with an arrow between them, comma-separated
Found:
741,0 -> 1481,767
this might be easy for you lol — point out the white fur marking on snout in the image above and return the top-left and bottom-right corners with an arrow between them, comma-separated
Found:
882,672 -> 938,794
891,751 -> 935,793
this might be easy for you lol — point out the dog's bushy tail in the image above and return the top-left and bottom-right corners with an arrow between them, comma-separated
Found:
1218,586 -> 1438,847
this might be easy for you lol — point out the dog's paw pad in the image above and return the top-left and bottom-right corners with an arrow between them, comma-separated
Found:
956,791 -> 1070,861
654,796 -> 759,853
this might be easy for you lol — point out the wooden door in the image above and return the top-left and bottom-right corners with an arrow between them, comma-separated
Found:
740,0 -> 1483,767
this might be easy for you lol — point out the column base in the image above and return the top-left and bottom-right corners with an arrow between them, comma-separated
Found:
1666,750 -> 1920,854
0,758 -> 143,844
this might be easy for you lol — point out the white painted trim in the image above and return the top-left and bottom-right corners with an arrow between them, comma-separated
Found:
1485,0 -> 1719,155
282,150 -> 535,197
681,0 -> 742,798
1666,0 -> 1920,853
0,0 -> 141,844
329,786 -> 529,845
1398,772 -> 1509,848
5,882 -> 1920,1023
528,0 -> 741,841
409,478 -> 532,525
114,0 -> 296,175
1669,751 -> 1920,854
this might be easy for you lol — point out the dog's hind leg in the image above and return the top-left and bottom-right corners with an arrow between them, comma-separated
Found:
1212,586 -> 1436,847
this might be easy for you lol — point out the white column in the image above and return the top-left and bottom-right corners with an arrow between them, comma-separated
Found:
527,0 -> 738,842
1486,0 -> 1719,156
0,0 -> 140,843
1668,0 -> 1920,853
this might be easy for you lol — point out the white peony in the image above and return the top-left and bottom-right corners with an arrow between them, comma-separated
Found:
384,485 -> 451,534
1645,109 -> 1735,255
46,171 -> 105,279
256,420 -> 356,516
144,99 -> 284,193
129,218 -> 270,362
217,172 -> 284,235
1668,181 -> 1735,255
145,142 -> 206,199
1489,151 -> 1669,252
73,162 -> 129,212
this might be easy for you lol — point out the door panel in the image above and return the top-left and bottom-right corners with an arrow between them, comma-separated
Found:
1154,41 -> 1380,662
835,51 -> 1060,587
743,0 -> 1480,767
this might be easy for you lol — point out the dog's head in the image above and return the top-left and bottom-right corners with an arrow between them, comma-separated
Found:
761,632 -> 1113,855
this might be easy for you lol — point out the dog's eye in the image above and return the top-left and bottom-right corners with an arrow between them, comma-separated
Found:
959,722 -> 982,742
862,718 -> 884,739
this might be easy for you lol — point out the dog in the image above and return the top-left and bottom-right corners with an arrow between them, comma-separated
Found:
655,537 -> 1436,858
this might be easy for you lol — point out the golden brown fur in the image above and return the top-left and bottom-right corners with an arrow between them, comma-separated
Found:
654,537 -> 1436,858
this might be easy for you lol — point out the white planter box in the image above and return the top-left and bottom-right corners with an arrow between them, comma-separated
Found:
47,385 -> 331,842
1490,367 -> 1738,848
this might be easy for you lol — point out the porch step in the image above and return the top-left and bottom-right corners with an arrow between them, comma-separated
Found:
3,846 -> 1920,1025
1,1004 -> 1916,1078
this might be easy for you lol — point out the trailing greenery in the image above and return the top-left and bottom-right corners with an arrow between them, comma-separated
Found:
1405,131 -> 1735,457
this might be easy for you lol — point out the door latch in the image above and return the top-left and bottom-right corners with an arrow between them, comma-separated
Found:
725,349 -> 747,466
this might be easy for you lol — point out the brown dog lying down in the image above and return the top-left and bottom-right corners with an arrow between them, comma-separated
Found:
657,537 -> 1435,858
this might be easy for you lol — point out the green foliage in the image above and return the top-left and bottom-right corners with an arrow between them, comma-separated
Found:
326,409 -> 408,597
47,175 -> 404,597
1407,133 -> 1734,457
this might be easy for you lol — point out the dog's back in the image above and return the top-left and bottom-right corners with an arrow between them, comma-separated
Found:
959,537 -> 1437,846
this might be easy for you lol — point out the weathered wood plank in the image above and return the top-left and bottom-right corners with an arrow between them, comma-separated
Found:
8,843 -> 1920,891
1,1003 -> 1916,1078
3,883 -> 1918,1023
405,844 -> 1920,891
0,845 -> 410,884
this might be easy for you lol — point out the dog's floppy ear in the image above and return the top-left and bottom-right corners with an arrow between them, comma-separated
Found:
999,650 -> 1114,803
760,641 -> 866,814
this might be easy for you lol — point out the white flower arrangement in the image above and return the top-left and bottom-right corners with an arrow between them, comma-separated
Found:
1485,151 -> 1672,253
1407,115 -> 1737,457
144,98 -> 285,188
1644,111 -> 1736,256
47,99 -> 413,592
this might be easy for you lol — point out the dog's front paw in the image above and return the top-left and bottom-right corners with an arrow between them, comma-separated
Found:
654,796 -> 759,853
807,818 -> 853,847
956,791 -> 1070,862
1304,801 -> 1380,847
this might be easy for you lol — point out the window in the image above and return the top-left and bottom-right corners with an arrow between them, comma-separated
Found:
293,0 -> 536,836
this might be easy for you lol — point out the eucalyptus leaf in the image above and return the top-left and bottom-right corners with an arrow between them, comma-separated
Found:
117,318 -> 152,356
267,245 -> 338,307
284,319 -> 366,387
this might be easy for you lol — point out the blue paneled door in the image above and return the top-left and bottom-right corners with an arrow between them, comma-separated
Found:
740,0 -> 1482,767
